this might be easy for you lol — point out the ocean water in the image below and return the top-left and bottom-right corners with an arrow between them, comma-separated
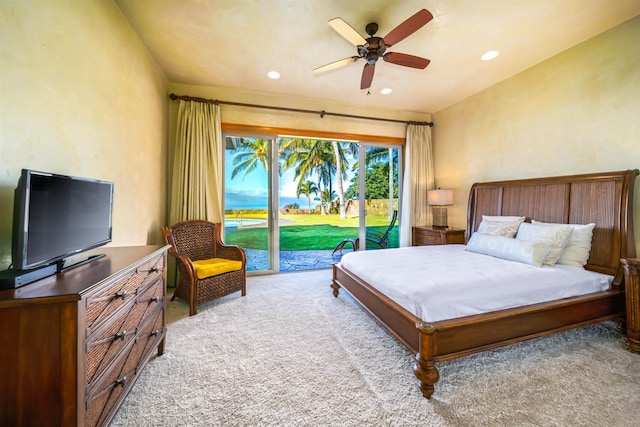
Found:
225,193 -> 316,210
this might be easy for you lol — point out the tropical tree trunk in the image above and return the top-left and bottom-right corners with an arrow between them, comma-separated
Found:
388,148 -> 393,221
333,141 -> 346,219
317,176 -> 326,215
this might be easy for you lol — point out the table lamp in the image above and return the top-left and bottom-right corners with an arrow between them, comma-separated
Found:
427,189 -> 453,229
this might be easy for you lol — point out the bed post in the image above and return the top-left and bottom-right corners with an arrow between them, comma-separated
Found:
331,264 -> 341,297
414,322 -> 439,399
622,258 -> 640,354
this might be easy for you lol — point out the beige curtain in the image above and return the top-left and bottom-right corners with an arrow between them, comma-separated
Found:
168,100 -> 224,225
399,123 -> 434,246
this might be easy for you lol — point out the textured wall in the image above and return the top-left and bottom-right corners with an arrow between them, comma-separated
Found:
432,17 -> 640,250
0,0 -> 169,269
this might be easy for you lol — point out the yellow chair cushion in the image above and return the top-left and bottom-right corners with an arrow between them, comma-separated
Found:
192,258 -> 243,279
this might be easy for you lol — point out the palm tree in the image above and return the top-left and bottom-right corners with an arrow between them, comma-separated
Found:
320,188 -> 337,215
296,180 -> 318,212
230,138 -> 270,180
280,138 -> 335,215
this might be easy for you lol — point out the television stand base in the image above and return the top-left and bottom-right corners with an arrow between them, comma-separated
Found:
0,264 -> 57,289
57,253 -> 106,273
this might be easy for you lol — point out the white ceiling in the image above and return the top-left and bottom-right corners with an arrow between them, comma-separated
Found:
115,0 -> 640,114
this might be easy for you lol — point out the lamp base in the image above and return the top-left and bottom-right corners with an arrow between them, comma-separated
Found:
432,206 -> 448,229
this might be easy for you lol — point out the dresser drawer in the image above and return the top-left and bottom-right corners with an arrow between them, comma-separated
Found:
85,276 -> 164,386
135,304 -> 166,361
128,304 -> 165,370
85,254 -> 165,335
85,340 -> 138,427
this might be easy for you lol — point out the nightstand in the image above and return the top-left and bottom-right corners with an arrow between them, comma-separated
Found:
412,226 -> 466,246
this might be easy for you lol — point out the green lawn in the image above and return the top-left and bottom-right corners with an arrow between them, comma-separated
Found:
224,213 -> 398,250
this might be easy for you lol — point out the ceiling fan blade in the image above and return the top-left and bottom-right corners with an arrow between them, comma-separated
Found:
314,56 -> 360,74
360,63 -> 375,90
383,9 -> 433,47
328,18 -> 367,46
383,52 -> 430,69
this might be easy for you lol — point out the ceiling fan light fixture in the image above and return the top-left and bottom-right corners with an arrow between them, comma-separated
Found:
380,88 -> 392,95
267,71 -> 281,79
481,50 -> 500,61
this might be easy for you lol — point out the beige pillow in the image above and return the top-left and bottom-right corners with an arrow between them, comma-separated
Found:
476,215 -> 525,238
532,221 -> 595,268
515,222 -> 573,266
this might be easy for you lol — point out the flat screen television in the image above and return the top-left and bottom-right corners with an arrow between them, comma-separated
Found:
12,169 -> 114,271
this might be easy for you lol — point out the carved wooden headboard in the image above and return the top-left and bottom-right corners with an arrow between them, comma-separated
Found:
467,170 -> 638,286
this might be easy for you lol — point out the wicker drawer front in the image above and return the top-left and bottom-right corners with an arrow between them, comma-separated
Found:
85,340 -> 137,427
85,276 -> 165,386
85,254 -> 165,334
133,305 -> 165,367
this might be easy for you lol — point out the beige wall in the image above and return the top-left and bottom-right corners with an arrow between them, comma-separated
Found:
0,1 -> 169,269
432,17 -> 640,251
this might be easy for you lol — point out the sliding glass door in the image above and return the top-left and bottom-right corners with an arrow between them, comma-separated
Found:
223,132 -> 401,273
223,134 -> 275,272
361,144 -> 401,251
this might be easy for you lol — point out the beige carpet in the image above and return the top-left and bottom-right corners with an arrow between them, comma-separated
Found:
112,270 -> 640,426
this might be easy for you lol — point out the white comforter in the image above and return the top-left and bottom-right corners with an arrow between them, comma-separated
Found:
338,245 -> 612,322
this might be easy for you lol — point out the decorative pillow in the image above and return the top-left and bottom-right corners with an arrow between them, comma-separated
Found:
515,222 -> 573,266
476,215 -> 525,238
532,221 -> 596,268
466,233 -> 550,267
192,258 -> 243,279
481,215 -> 527,222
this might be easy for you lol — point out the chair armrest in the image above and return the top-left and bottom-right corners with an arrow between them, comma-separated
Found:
366,230 -> 384,239
167,247 -> 198,281
217,244 -> 246,266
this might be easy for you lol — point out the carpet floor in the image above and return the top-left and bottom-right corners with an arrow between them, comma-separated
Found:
112,269 -> 640,426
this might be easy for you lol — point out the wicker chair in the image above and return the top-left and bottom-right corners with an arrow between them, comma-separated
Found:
161,220 -> 246,316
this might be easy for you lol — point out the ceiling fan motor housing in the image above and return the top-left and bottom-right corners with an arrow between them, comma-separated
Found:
359,37 -> 386,65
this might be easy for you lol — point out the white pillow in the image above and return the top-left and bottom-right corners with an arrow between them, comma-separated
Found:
476,215 -> 525,238
481,215 -> 527,222
532,221 -> 595,268
515,222 -> 573,266
466,233 -> 550,267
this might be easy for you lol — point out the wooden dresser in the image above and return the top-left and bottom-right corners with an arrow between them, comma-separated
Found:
412,226 -> 466,246
0,245 -> 169,427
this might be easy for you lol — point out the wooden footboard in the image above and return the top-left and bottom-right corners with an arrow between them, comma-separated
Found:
333,263 -> 624,398
331,169 -> 638,399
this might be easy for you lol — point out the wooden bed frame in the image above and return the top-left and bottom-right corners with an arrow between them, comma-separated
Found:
331,169 -> 639,399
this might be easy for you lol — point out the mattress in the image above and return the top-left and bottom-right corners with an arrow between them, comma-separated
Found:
338,245 -> 613,322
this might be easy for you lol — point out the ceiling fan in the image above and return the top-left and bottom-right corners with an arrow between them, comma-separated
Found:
314,9 -> 433,90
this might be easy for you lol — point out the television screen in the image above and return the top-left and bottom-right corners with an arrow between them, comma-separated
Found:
12,169 -> 114,271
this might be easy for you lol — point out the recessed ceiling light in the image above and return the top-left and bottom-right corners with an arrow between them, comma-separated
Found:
267,71 -> 280,79
380,88 -> 392,95
481,51 -> 500,61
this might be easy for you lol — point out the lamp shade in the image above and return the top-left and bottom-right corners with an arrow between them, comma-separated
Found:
427,189 -> 453,206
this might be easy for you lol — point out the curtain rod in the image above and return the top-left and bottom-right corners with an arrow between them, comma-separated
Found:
169,93 -> 433,127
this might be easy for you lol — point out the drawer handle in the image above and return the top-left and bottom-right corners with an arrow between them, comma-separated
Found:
150,296 -> 160,303
114,330 -> 127,341
114,376 -> 127,388
150,329 -> 161,337
115,290 -> 128,300
149,267 -> 159,273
